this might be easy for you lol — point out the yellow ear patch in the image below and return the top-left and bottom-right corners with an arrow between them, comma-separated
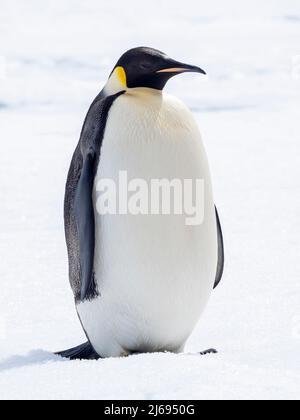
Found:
115,66 -> 127,87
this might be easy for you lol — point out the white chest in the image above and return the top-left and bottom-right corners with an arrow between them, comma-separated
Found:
77,89 -> 218,358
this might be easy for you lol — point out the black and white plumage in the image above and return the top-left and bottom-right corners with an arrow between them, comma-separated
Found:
57,47 -> 224,360
64,91 -> 124,303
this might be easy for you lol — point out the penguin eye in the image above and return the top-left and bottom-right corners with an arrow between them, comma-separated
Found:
139,62 -> 152,71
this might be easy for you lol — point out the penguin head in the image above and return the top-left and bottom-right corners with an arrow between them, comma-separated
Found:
105,47 -> 206,94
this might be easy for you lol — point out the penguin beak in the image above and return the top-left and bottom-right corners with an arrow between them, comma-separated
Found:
156,59 -> 206,76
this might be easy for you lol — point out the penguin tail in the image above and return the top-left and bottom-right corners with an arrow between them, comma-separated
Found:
55,342 -> 100,361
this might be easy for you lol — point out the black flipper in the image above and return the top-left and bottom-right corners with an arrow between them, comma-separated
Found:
56,342 -> 100,361
214,206 -> 225,289
74,150 -> 97,301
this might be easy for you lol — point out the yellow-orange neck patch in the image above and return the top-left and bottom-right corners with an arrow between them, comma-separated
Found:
115,66 -> 127,87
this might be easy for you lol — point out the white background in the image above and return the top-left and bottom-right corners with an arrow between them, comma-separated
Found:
0,0 -> 300,400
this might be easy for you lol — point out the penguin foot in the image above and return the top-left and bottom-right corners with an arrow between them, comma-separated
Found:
199,348 -> 218,356
55,341 -> 100,361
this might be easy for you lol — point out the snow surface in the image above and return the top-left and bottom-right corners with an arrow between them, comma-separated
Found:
1,0 -> 300,400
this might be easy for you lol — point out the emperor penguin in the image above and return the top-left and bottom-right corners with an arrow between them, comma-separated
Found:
57,47 -> 224,360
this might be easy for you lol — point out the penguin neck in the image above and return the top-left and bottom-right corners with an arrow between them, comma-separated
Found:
122,87 -> 164,114
126,87 -> 163,98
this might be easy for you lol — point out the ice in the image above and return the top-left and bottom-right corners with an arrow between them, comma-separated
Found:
0,0 -> 299,400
